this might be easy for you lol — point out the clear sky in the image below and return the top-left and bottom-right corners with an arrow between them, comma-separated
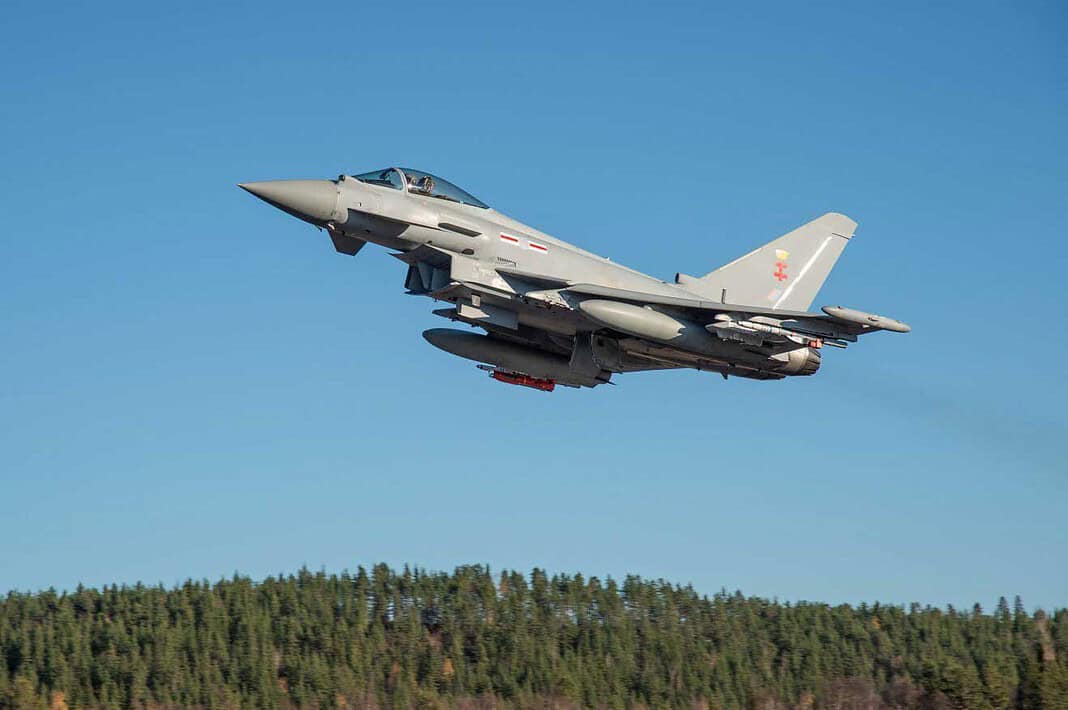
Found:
1,1 -> 1065,610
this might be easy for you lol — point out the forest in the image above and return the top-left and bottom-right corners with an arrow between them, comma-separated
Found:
1,564 -> 1065,709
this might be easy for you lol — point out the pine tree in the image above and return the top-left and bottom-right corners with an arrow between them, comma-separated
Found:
1,567 -> 1063,709
1039,662 -> 1068,710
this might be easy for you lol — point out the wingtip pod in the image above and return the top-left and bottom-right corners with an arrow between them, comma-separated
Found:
822,306 -> 911,333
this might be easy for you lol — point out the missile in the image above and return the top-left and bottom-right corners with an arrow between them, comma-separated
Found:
821,306 -> 911,333
708,314 -> 824,348
422,329 -> 608,387
577,299 -> 818,374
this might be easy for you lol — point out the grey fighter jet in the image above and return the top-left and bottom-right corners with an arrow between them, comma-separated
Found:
240,167 -> 909,392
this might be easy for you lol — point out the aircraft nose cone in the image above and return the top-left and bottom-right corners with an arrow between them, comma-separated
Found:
238,179 -> 338,224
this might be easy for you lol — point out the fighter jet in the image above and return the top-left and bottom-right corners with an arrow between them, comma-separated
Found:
239,167 -> 909,391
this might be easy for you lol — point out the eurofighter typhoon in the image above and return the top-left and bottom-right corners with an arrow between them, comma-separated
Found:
240,168 -> 909,392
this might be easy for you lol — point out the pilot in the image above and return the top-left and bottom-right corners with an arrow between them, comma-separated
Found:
407,174 -> 435,194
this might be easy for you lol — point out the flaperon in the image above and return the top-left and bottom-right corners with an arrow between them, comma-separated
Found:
240,167 -> 909,391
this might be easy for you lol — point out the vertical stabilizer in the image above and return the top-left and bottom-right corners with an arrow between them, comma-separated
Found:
677,212 -> 856,311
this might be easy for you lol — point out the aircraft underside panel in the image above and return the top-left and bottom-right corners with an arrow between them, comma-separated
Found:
396,244 -> 811,383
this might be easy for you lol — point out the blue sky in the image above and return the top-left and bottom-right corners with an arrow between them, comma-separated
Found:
1,0 -> 1065,610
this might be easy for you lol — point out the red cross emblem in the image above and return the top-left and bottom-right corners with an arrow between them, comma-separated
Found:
774,261 -> 788,282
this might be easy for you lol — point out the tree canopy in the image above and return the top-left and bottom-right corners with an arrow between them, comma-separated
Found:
1,564 -> 1065,709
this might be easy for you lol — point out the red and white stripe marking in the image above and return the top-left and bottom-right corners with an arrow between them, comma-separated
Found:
500,232 -> 549,254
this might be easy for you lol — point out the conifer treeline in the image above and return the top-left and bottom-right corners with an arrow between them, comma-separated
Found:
1,564 -> 1065,709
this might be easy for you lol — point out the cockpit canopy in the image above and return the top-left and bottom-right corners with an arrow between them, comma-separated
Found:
351,167 -> 488,209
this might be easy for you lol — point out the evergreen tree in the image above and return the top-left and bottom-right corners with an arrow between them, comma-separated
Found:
0,566 -> 1063,709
